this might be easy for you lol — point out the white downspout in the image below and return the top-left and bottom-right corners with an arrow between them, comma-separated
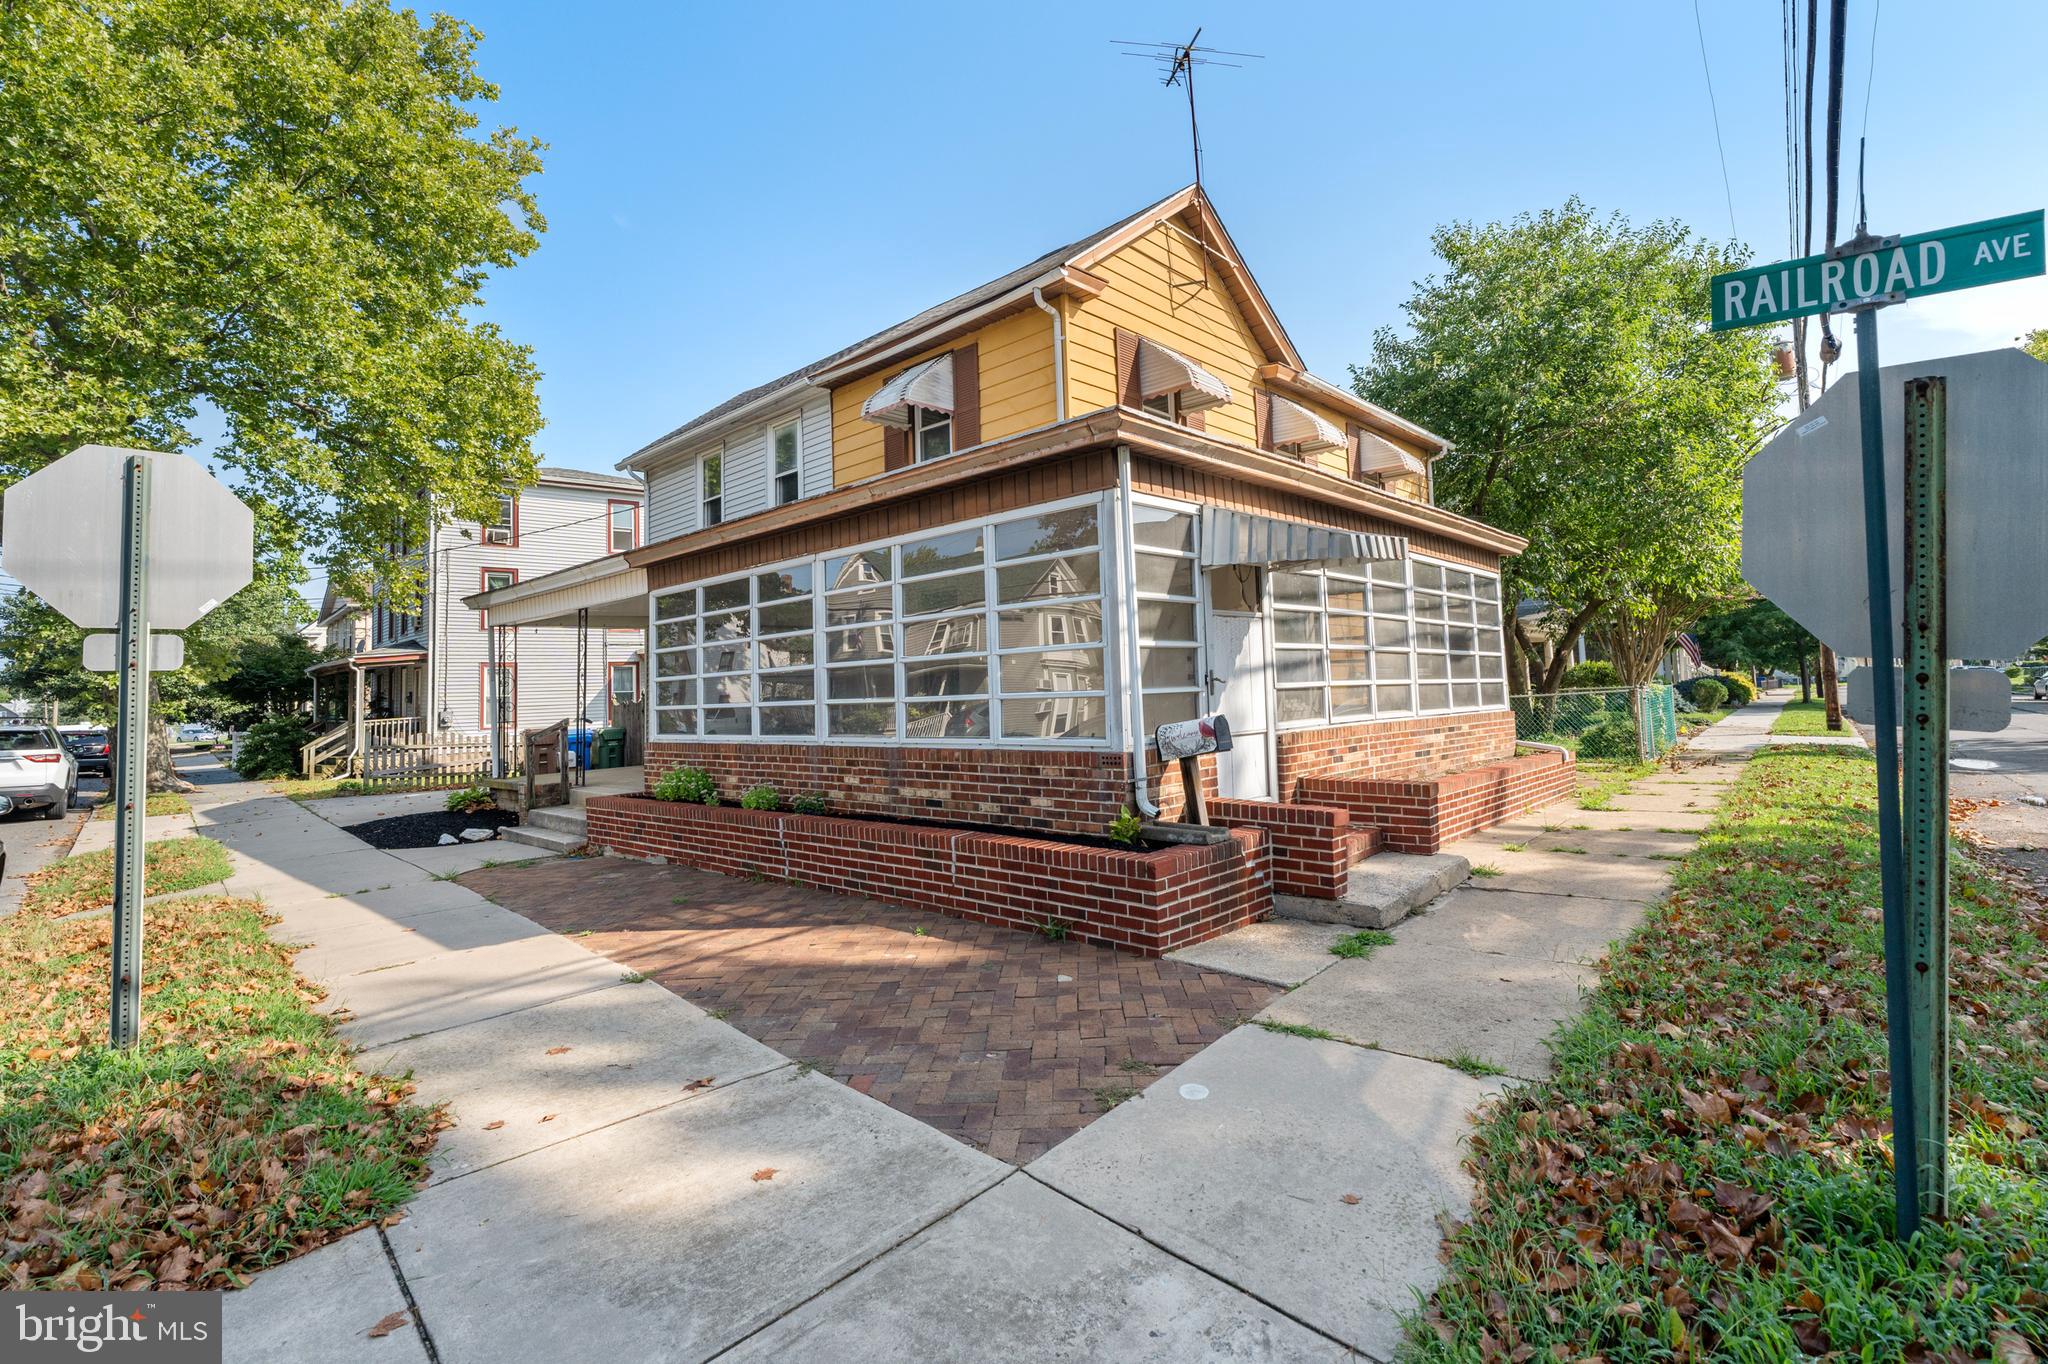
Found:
1116,444 -> 1159,817
1032,287 -> 1066,421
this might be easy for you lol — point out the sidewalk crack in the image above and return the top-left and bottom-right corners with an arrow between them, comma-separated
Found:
376,1224 -> 442,1364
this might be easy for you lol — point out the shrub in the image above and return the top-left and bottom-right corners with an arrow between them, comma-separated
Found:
1106,807 -> 1144,845
232,714 -> 315,780
792,792 -> 828,816
652,767 -> 717,804
739,783 -> 780,811
1688,678 -> 1727,712
445,784 -> 496,814
1715,671 -> 1755,706
1576,717 -> 1640,760
1560,660 -> 1621,690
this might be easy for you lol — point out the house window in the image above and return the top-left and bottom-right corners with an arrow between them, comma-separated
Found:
701,451 -> 723,526
911,406 -> 952,463
608,662 -> 638,718
479,568 -> 516,630
1141,390 -> 1180,422
479,662 -> 516,729
1267,556 -> 1505,728
485,494 -> 517,546
1131,503 -> 1200,731
650,498 -> 1107,745
772,419 -> 801,505
608,501 -> 638,553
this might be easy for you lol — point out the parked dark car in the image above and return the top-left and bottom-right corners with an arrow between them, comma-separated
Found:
65,728 -> 111,777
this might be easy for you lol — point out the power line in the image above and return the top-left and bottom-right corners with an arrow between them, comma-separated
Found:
1691,0 -> 1738,240
1858,0 -> 1882,144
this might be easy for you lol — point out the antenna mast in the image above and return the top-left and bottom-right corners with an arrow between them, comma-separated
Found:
1113,29 -> 1262,188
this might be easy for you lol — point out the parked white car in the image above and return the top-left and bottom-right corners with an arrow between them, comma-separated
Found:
0,724 -> 78,818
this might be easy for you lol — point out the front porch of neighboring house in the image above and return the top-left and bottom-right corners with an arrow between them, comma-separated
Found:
302,647 -> 440,777
460,555 -> 650,846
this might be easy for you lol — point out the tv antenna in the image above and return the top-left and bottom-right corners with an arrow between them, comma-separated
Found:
1113,28 -> 1262,187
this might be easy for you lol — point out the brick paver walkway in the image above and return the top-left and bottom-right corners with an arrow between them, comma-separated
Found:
460,857 -> 1278,1163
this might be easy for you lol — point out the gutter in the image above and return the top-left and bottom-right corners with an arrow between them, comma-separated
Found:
1032,287 -> 1066,421
1116,444 -> 1160,818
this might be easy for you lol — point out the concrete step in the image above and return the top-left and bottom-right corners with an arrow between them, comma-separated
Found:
525,806 -> 587,835
1273,852 -> 1470,930
497,823 -> 585,854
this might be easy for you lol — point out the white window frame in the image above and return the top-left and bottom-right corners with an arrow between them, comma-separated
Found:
701,446 -> 724,527
910,405 -> 953,463
771,416 -> 801,505
1140,389 -> 1181,423
649,492 -> 1112,749
1128,493 -> 1205,741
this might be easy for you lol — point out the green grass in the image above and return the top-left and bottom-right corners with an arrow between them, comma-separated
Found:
0,893 -> 439,1289
1256,1019 -> 1340,1041
91,791 -> 192,822
1470,864 -> 1504,878
1330,929 -> 1395,960
1441,1051 -> 1507,1078
1576,758 -> 1655,810
1407,745 -> 2048,1361
1092,1083 -> 1143,1110
22,837 -> 233,919
1769,698 -> 1842,736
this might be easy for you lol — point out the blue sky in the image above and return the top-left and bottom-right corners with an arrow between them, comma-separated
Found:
281,0 -> 2044,605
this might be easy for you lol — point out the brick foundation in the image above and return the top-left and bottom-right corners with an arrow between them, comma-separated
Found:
585,795 -> 1272,956
1273,710 -> 1518,797
1208,797 -> 1362,899
1297,747 -> 1576,854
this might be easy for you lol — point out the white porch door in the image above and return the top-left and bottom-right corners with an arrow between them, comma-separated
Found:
1205,610 -> 1272,800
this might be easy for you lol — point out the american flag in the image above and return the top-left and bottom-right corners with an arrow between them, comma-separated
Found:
1676,632 -> 1703,666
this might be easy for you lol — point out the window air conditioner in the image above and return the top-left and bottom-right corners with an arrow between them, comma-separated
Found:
484,526 -> 513,545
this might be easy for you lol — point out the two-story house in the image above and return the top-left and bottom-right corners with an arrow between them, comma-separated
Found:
473,185 -> 1570,858
312,466 -> 647,756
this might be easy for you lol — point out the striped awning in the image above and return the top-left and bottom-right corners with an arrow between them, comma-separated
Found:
860,353 -> 955,428
1268,393 -> 1345,453
1355,427 -> 1428,478
1136,338 -> 1231,411
1198,507 -> 1407,569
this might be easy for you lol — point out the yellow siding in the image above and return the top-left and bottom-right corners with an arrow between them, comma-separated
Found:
1066,215 -> 1432,498
831,309 -> 1057,486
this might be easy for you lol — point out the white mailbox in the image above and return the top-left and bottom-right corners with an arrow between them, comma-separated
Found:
1155,714 -> 1233,762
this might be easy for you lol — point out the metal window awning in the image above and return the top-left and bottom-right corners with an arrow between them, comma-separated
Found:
860,353 -> 955,427
1268,393 -> 1345,453
1198,507 -> 1407,569
1136,338 -> 1231,411
1355,427 -> 1428,478
465,557 -> 649,630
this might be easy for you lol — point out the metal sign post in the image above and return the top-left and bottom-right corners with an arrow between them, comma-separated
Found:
1901,377 -> 1950,1221
1846,299 -> 1920,1238
111,453 -> 153,1048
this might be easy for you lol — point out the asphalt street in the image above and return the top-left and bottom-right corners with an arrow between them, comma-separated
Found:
1949,693 -> 2048,895
0,773 -> 107,915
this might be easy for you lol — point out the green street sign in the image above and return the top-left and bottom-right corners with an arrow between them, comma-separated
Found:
1710,210 -> 2045,330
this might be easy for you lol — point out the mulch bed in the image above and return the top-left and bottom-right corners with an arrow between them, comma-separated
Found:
342,808 -> 520,850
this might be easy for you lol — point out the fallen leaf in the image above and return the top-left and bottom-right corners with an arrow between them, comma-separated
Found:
545,1046 -> 571,1055
684,1076 -> 716,1092
1340,1193 -> 1362,1205
1992,1328 -> 2036,1364
538,1113 -> 557,1123
367,1311 -> 410,1339
482,1120 -> 505,1131
751,1167 -> 778,1182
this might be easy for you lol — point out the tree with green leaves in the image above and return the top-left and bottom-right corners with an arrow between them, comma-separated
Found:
1694,599 -> 1822,700
0,0 -> 546,610
2023,329 -> 2048,364
1353,200 -> 1782,693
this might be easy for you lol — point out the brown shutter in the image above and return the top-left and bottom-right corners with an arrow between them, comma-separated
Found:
1346,424 -> 1362,478
1253,390 -> 1272,450
883,425 -> 910,471
1113,327 -> 1142,409
950,343 -> 980,448
1182,408 -> 1205,432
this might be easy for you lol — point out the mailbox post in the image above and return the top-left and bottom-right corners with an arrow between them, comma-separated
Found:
1155,715 -> 1233,826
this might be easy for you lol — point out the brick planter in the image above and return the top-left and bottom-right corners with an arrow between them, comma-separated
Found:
585,795 -> 1272,956
1207,798 -> 1361,899
1297,748 -> 1575,854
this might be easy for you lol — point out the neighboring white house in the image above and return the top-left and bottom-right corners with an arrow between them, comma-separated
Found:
309,466 -> 647,742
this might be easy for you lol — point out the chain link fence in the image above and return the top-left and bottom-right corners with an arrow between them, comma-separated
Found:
1510,684 -> 1679,762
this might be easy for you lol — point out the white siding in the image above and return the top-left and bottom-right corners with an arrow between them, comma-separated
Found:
427,476 -> 646,736
638,391 -> 831,543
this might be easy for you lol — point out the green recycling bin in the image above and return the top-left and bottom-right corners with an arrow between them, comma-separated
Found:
594,726 -> 626,769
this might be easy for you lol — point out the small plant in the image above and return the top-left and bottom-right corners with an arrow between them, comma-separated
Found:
652,766 -> 718,804
1118,1056 -> 1156,1073
1092,1084 -> 1143,1110
1256,1019 -> 1339,1040
1106,806 -> 1145,845
1500,841 -> 1527,853
911,925 -> 928,937
1441,1051 -> 1507,1078
1470,864 -> 1503,878
1329,929 -> 1395,960
1040,917 -> 1070,941
445,784 -> 495,814
792,792 -> 828,815
1688,678 -> 1727,712
619,970 -> 648,984
1559,659 -> 1622,690
739,783 -> 780,811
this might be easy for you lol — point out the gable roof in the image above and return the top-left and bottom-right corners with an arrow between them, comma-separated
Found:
535,465 -> 642,494
618,185 -> 1309,472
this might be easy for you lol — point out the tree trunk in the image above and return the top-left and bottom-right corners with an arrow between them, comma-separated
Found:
1798,654 -> 1811,704
1819,644 -> 1842,729
145,676 -> 197,793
